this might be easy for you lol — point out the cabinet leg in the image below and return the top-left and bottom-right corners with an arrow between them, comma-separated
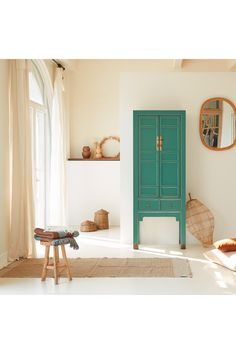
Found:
133,217 -> 140,248
179,216 -> 186,249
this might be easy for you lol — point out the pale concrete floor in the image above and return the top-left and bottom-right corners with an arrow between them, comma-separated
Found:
0,227 -> 236,295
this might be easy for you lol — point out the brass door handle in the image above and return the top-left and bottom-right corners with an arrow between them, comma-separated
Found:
159,136 -> 163,151
156,136 -> 159,151
156,136 -> 163,151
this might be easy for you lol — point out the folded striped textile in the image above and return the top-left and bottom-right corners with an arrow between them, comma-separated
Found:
34,228 -> 79,239
34,228 -> 79,250
34,235 -> 79,250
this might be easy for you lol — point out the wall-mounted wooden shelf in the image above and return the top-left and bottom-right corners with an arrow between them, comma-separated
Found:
68,157 -> 120,161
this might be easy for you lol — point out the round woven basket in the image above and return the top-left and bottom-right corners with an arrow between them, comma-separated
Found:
94,209 -> 109,230
80,220 -> 98,232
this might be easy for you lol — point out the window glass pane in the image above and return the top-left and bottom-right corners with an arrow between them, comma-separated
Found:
29,71 -> 44,105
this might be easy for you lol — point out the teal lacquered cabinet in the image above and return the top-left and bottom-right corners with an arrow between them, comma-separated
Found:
133,110 -> 186,249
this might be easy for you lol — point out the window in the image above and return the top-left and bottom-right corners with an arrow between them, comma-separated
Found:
29,71 -> 44,105
29,61 -> 51,228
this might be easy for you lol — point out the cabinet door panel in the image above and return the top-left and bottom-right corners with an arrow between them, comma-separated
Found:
161,161 -> 178,185
160,187 -> 178,197
160,115 -> 180,198
140,187 -> 158,197
140,124 -> 156,151
140,117 -> 156,126
140,160 -> 156,186
161,126 -> 178,152
160,162 -> 179,197
139,116 -> 159,198
141,151 -> 156,160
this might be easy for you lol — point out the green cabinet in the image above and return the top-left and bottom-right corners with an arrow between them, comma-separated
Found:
133,110 -> 186,249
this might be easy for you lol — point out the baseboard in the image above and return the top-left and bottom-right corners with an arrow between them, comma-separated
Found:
0,252 -> 8,269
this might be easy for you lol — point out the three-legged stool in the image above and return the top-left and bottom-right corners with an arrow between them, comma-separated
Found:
40,241 -> 72,284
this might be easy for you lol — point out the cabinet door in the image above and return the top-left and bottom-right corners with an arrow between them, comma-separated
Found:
139,115 -> 159,198
159,114 -> 181,198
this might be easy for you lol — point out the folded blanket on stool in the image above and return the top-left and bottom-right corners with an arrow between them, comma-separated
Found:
34,228 -> 79,239
34,228 -> 79,250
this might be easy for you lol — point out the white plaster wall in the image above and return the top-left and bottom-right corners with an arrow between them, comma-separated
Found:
120,72 -> 236,245
68,61 -> 120,158
67,161 -> 120,226
0,60 -> 9,267
68,60 -> 177,158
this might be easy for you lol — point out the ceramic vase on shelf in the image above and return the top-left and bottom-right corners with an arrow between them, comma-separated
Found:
94,141 -> 103,159
82,146 -> 91,159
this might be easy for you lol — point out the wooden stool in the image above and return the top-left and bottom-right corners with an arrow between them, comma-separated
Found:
40,241 -> 72,284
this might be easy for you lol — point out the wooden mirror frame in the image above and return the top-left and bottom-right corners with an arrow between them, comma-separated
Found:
199,97 -> 236,151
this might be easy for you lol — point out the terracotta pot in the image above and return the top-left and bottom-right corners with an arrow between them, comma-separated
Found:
82,146 -> 91,159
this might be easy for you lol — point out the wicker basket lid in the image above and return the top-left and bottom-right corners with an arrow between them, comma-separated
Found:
95,209 -> 109,215
81,220 -> 96,226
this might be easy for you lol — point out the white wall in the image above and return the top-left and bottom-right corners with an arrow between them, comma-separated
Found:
68,60 -> 177,158
120,72 -> 236,245
68,61 -> 120,158
0,60 -> 9,267
67,161 -> 120,226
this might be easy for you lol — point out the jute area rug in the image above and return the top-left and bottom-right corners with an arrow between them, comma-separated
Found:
0,257 -> 192,278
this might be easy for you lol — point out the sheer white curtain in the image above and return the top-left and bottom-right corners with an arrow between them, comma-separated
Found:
48,68 -> 68,226
30,59 -> 53,229
9,60 -> 36,260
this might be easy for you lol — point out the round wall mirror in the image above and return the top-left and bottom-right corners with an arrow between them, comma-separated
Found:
200,97 -> 236,150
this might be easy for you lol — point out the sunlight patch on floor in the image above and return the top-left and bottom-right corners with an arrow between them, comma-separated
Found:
216,280 -> 228,289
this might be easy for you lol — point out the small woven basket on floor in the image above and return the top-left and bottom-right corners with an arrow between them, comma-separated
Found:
94,209 -> 109,229
80,220 -> 98,232
186,194 -> 214,246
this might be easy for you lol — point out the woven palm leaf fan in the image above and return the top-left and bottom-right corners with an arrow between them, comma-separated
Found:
186,194 -> 214,247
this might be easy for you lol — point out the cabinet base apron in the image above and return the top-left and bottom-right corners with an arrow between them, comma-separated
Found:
133,213 -> 186,250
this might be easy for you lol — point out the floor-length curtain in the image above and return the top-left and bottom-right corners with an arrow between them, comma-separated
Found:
9,60 -> 36,260
48,68 -> 68,226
